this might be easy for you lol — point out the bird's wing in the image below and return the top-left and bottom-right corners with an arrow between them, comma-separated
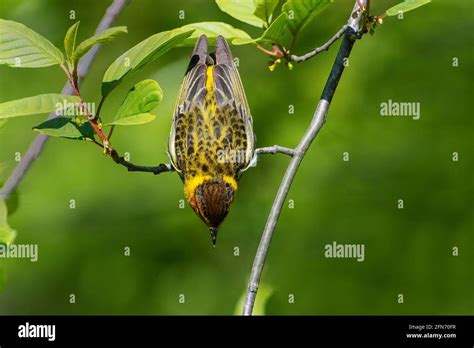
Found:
213,35 -> 255,173
168,35 -> 209,174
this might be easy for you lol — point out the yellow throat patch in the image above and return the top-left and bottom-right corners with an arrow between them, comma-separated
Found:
184,174 -> 238,200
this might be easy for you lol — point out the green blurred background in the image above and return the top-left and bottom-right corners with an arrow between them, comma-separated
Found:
0,0 -> 472,315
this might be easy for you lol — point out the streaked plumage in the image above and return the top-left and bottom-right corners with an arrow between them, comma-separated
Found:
168,35 -> 255,246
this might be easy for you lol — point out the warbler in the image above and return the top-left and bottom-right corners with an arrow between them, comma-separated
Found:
168,35 -> 255,246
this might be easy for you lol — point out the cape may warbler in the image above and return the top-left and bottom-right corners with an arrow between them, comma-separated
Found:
168,35 -> 255,246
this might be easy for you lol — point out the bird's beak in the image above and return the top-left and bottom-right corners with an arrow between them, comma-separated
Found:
209,227 -> 218,248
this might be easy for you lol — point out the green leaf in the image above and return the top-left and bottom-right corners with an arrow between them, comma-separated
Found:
71,26 -> 127,62
177,22 -> 252,46
233,13 -> 292,46
64,21 -> 80,61
0,200 -> 7,226
0,226 -> 16,246
0,200 -> 16,245
0,94 -> 81,119
258,12 -> 292,45
0,19 -> 64,67
107,113 -> 156,126
106,79 -> 162,126
6,190 -> 18,216
33,116 -> 95,140
0,119 -> 7,128
215,0 -> 266,28
0,181 -> 19,217
386,0 -> 431,16
282,0 -> 332,35
102,29 -> 194,97
6,191 -> 18,217
233,283 -> 274,315
254,0 -> 280,25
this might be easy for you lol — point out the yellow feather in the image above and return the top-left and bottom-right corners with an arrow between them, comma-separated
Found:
205,66 -> 217,114
184,174 -> 212,200
223,175 -> 238,191
184,174 -> 238,201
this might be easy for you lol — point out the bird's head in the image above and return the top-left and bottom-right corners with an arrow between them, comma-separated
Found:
184,175 -> 237,246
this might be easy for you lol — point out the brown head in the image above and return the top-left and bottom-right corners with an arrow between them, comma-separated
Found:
185,176 -> 237,246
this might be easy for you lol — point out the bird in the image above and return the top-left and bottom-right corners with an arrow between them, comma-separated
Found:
167,35 -> 255,247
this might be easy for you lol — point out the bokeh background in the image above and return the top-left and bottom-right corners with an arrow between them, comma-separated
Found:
0,0 -> 472,315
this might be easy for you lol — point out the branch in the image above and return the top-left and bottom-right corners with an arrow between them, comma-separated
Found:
256,146 -> 295,157
290,24 -> 348,63
109,150 -> 174,175
60,63 -> 112,147
242,0 -> 368,316
0,0 -> 130,201
61,63 -> 171,176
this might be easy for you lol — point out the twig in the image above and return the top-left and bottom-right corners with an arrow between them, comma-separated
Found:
60,63 -> 111,147
95,96 -> 107,119
356,0 -> 366,11
290,24 -> 348,63
109,150 -> 174,174
107,125 -> 116,140
256,45 -> 279,57
256,146 -> 295,157
62,51 -> 168,174
256,44 -> 284,58
242,0 -> 368,316
0,0 -> 130,201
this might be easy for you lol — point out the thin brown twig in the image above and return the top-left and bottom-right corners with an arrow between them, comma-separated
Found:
63,49 -> 172,175
256,45 -> 280,57
107,125 -> 116,140
60,64 -> 111,148
95,96 -> 107,119
109,150 -> 174,174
